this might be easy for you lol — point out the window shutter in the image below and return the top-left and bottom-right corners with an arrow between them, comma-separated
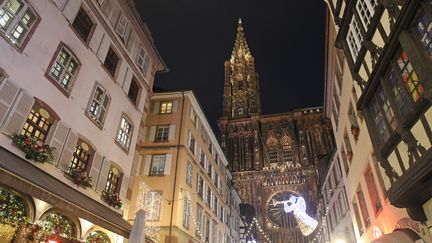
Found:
136,155 -> 143,176
143,155 -> 151,176
152,102 -> 160,114
2,90 -> 34,136
0,80 -> 20,129
97,34 -> 111,62
96,159 -> 111,192
164,154 -> 172,175
168,125 -> 176,141
149,126 -> 156,142
116,62 -> 128,85
89,152 -> 104,190
46,120 -> 70,164
123,24 -> 131,44
57,130 -> 78,171
138,89 -> 147,112
121,67 -> 133,93
89,24 -> 104,54
52,0 -> 67,10
126,32 -> 136,53
119,175 -> 129,200
144,57 -> 153,82
172,100 -> 178,113
62,0 -> 82,23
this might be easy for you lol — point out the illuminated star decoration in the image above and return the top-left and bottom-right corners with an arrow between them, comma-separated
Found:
270,195 -> 318,236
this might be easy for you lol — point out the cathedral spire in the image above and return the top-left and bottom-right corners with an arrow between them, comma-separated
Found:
222,19 -> 261,119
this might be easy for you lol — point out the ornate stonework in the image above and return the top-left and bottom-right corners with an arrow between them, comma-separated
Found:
218,20 -> 334,243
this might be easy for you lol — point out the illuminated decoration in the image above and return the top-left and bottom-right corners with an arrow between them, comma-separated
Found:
270,195 -> 318,236
135,181 -> 161,240
244,217 -> 271,243
0,187 -> 28,241
373,226 -> 383,239
40,212 -> 77,239
86,231 -> 111,243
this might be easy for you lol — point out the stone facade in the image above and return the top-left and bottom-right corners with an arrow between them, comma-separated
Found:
219,20 -> 334,243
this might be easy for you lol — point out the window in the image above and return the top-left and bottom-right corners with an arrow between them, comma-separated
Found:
190,109 -> 197,127
200,150 -> 205,167
352,199 -> 364,235
396,50 -> 424,102
127,78 -> 140,105
203,215 -> 210,242
387,70 -> 411,116
186,162 -> 193,186
72,8 -> 94,42
196,206 -> 203,238
206,186 -> 211,204
355,0 -> 377,29
159,101 -> 172,114
282,140 -> 293,163
115,14 -> 129,41
269,150 -> 278,163
155,125 -> 169,142
87,84 -> 110,126
346,16 -> 363,60
150,155 -> 165,176
369,87 -> 397,142
145,191 -> 162,221
0,0 -> 38,47
137,46 -> 150,74
415,10 -> 432,57
356,186 -> 371,229
48,45 -> 80,92
21,107 -> 52,142
364,166 -> 382,214
197,175 -> 204,198
116,116 -> 133,150
105,167 -> 121,194
104,47 -> 119,77
69,140 -> 92,172
188,132 -> 196,154
183,197 -> 191,228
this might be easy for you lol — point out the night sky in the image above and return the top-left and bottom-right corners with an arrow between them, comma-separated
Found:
134,1 -> 327,132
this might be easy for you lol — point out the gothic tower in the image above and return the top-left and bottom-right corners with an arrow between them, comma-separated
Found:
219,20 -> 334,243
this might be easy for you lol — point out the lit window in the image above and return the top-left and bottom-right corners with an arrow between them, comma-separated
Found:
269,150 -> 278,163
355,0 -> 377,29
396,50 -> 424,102
69,140 -> 92,172
150,155 -> 165,176
87,84 -> 110,126
104,47 -> 119,77
186,162 -> 193,186
183,197 -> 191,228
0,0 -> 38,47
116,116 -> 133,150
127,78 -> 140,105
159,101 -> 172,114
48,45 -> 80,92
346,16 -> 363,60
155,125 -> 169,142
21,106 -> 52,143
137,46 -> 150,74
72,8 -> 94,42
105,167 -> 121,194
145,191 -> 162,221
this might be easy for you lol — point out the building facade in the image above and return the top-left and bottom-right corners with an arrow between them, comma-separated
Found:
323,0 -> 432,242
0,0 -> 165,242
129,91 -> 242,243
218,20 -> 335,243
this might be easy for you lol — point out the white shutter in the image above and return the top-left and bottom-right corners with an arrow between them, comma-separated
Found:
164,154 -> 172,175
172,100 -> 178,113
143,155 -> 151,176
138,89 -> 147,112
136,155 -> 143,176
142,126 -> 148,141
152,102 -> 160,114
116,62 -> 128,85
57,130 -> 78,171
2,90 -> 34,135
89,152 -> 104,190
126,32 -> 136,53
62,0 -> 82,23
46,120 -> 70,164
168,125 -> 176,141
144,57 -> 153,82
0,80 -> 20,129
97,159 -> 111,192
149,126 -> 156,142
97,34 -> 111,62
119,175 -> 129,200
51,0 -> 67,10
122,68 -> 133,92
89,24 -> 104,54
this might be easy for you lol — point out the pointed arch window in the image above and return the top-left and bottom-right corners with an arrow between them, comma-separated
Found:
282,139 -> 293,164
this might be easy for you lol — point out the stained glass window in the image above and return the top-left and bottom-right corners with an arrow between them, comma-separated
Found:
396,51 -> 424,102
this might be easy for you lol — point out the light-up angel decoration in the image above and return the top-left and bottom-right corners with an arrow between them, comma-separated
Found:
270,195 -> 318,236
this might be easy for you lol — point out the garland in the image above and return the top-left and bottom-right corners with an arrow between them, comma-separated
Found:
10,133 -> 55,163
86,231 -> 110,243
67,168 -> 93,188
101,191 -> 123,209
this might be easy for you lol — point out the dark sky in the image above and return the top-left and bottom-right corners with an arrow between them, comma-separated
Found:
134,1 -> 327,132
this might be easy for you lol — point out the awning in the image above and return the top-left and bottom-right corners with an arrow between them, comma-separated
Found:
0,146 -> 131,238
371,229 -> 422,243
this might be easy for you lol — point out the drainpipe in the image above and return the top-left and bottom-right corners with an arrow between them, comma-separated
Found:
168,91 -> 185,242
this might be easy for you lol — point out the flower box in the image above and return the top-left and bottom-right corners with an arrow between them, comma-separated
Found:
101,191 -> 122,209
66,168 -> 93,188
10,133 -> 55,163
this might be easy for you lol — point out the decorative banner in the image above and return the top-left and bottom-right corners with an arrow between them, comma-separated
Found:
270,195 -> 318,236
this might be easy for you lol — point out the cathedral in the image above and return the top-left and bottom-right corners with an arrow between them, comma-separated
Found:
218,20 -> 334,243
